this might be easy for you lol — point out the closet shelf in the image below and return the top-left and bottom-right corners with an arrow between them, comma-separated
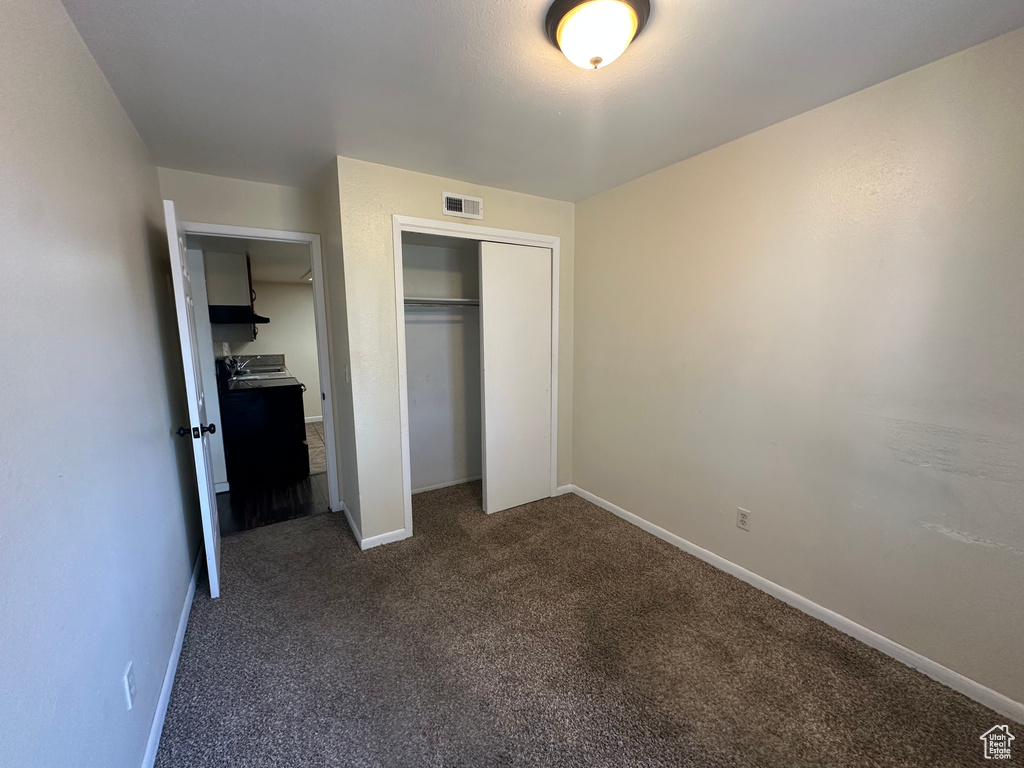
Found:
404,297 -> 480,307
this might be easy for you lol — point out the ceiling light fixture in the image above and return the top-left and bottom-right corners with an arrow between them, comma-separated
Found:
546,0 -> 650,70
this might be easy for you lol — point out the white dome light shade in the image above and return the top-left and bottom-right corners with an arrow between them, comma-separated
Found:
553,0 -> 643,70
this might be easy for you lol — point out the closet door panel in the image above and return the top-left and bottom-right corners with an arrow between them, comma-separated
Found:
479,242 -> 552,513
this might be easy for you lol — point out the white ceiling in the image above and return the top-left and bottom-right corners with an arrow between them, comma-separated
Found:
187,235 -> 311,284
63,0 -> 1024,201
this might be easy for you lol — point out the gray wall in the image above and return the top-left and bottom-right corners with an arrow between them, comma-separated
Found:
0,0 -> 201,764
573,29 -> 1024,703
403,241 -> 482,492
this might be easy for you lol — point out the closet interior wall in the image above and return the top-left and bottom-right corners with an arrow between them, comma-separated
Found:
402,234 -> 482,494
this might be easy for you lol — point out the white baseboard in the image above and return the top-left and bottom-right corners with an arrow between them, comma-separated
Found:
339,500 -> 409,550
360,527 -> 410,550
569,484 -> 1024,723
554,484 -> 573,496
141,555 -> 200,768
340,501 -> 361,542
304,415 -> 323,424
214,481 -> 230,494
412,476 -> 482,494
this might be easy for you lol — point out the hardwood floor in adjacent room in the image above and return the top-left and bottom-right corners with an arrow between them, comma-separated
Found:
217,472 -> 330,536
306,421 -> 327,474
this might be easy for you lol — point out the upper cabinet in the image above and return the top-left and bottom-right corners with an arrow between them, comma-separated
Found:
204,252 -> 269,342
206,252 -> 251,306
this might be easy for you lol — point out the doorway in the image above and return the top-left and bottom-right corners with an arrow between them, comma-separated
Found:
393,216 -> 560,535
181,221 -> 341,535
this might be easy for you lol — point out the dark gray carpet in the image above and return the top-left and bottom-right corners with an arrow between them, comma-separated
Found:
156,482 -> 1014,767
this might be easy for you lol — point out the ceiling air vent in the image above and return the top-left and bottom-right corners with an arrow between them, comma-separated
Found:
443,192 -> 483,220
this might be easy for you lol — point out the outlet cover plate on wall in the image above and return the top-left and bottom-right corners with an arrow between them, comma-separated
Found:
737,508 -> 751,531
123,661 -> 137,710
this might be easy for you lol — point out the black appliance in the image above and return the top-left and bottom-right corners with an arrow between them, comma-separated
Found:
218,371 -> 309,488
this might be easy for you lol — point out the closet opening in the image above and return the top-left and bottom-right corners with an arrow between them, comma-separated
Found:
394,217 -> 561,537
402,232 -> 483,500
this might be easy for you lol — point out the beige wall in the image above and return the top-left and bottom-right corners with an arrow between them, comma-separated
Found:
233,281 -> 323,418
157,167 -> 322,234
573,29 -> 1024,703
0,0 -> 201,764
337,157 -> 574,538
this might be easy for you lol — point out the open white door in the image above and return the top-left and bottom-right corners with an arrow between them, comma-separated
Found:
479,242 -> 553,513
164,201 -> 222,598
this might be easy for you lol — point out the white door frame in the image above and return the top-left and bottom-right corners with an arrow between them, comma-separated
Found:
392,215 -> 560,535
180,220 -> 342,512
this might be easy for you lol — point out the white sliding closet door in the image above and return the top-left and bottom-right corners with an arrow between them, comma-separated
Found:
479,241 -> 552,513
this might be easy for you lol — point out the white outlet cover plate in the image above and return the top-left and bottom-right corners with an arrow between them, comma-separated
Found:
737,508 -> 751,531
123,661 -> 137,710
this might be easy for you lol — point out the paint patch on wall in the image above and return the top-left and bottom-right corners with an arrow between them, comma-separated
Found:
883,417 -> 1022,484
918,522 -> 1024,557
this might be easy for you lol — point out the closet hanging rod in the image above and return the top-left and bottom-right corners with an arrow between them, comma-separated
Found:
404,297 -> 480,307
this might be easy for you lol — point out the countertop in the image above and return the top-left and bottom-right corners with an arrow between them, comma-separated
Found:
226,376 -> 301,391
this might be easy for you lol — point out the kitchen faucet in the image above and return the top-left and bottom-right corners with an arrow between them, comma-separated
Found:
234,355 -> 262,373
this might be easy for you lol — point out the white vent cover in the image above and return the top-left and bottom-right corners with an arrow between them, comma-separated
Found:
442,192 -> 483,219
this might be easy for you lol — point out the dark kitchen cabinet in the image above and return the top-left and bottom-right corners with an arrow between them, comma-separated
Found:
219,381 -> 309,488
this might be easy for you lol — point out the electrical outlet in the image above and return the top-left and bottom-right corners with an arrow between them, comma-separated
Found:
736,508 -> 751,532
123,662 -> 137,711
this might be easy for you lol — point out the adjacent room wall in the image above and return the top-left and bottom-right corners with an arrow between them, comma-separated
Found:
573,28 -> 1024,703
0,0 -> 201,765
335,157 -> 575,539
403,241 -> 482,492
233,281 -> 323,419
157,167 -> 322,234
